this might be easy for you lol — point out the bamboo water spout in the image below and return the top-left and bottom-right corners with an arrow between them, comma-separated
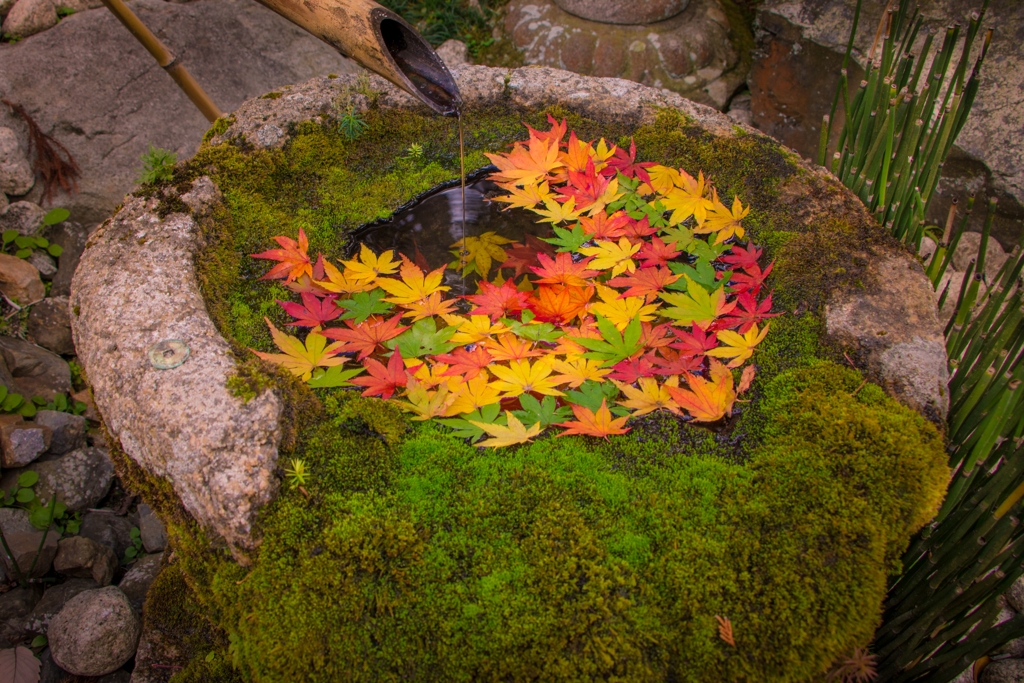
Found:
251,0 -> 463,115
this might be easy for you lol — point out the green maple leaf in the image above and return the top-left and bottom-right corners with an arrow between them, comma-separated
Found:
568,315 -> 643,366
660,225 -> 696,251
632,200 -> 668,228
686,237 -> 730,262
513,394 -> 572,428
307,365 -> 364,388
501,310 -> 563,343
436,404 -> 503,443
667,259 -> 729,293
660,274 -> 733,327
542,222 -> 590,252
387,318 -> 457,358
564,381 -> 628,415
336,290 -> 393,324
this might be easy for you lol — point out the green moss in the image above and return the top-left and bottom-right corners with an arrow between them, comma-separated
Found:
140,105 -> 947,681
259,92 -> 283,100
173,362 -> 943,683
201,115 -> 236,147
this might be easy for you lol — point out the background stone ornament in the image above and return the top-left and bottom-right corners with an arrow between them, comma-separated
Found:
147,339 -> 190,370
552,0 -> 690,25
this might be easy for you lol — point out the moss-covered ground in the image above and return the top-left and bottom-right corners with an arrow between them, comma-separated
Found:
123,101 -> 946,682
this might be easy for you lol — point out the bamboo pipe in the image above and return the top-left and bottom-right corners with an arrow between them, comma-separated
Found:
100,0 -> 224,123
249,0 -> 462,115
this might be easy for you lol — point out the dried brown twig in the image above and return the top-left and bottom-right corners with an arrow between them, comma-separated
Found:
2,99 -> 80,204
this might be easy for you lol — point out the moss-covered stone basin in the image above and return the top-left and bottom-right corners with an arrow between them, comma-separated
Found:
70,66 -> 950,682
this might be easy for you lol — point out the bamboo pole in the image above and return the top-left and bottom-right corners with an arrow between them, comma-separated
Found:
100,0 -> 224,123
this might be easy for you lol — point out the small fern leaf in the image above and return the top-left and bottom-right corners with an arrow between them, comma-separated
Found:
716,615 -> 735,647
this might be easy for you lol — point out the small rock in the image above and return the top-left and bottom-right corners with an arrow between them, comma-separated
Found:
0,129 -> 34,196
48,586 -> 141,676
0,201 -> 45,237
0,253 -> 45,304
26,251 -> 56,280
118,551 -> 163,613
953,231 -> 1009,283
0,421 -> 52,467
981,658 -> 1024,683
138,504 -> 166,553
0,335 -> 72,400
0,0 -> 59,38
0,586 -> 42,623
0,447 -> 115,512
27,296 -> 74,356
727,109 -> 752,126
54,536 -> 118,586
37,647 -> 70,683
43,221 -> 88,299
436,39 -> 470,68
33,409 -> 86,455
0,508 -> 58,579
78,510 -> 133,558
12,578 -> 98,637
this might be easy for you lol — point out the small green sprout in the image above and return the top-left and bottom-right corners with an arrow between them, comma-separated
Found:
405,143 -> 424,159
137,143 -> 177,184
338,108 -> 368,140
284,459 -> 309,490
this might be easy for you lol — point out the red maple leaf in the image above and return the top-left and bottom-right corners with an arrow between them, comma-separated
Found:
636,237 -> 682,268
729,261 -> 774,296
579,211 -> 630,240
530,252 -> 600,287
640,322 -> 675,350
527,284 -> 594,324
321,313 -> 409,359
556,159 -> 612,213
608,354 -> 659,383
499,234 -> 556,278
718,242 -> 763,271
462,279 -> 531,321
349,350 -> 410,399
622,216 -> 658,243
651,347 -> 705,375
277,292 -> 341,328
252,227 -> 312,283
283,255 -> 330,296
669,325 -> 718,357
435,346 -> 494,381
606,266 -> 680,299
600,137 -> 655,182
713,291 -> 782,333
525,114 -> 568,146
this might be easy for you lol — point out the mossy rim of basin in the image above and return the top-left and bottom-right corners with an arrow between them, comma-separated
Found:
121,102 -> 947,682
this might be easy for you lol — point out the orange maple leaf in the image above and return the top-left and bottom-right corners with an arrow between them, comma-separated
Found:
554,399 -> 630,439
527,284 -> 594,324
485,134 -> 564,188
252,227 -> 312,283
664,360 -> 737,422
529,252 -> 600,288
321,313 -> 409,360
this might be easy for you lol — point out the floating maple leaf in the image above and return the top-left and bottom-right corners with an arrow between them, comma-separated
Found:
554,399 -> 630,439
579,211 -> 630,240
342,243 -> 400,282
462,279 -> 531,321
446,372 -> 504,416
489,358 -> 565,399
349,350 -> 410,399
607,354 -> 659,383
530,251 -> 600,288
485,133 -> 564,187
484,333 -> 544,362
376,258 -> 450,304
527,284 -> 593,324
650,347 -> 704,375
491,180 -> 555,211
251,318 -> 346,381
252,227 -> 312,282
451,231 -> 514,277
606,266 -> 680,299
435,346 -> 494,381
547,357 -> 611,388
636,236 -> 682,268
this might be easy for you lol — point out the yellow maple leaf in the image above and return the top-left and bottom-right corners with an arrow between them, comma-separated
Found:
251,318 -> 346,381
533,197 -> 584,225
445,373 -> 503,416
665,360 -> 737,422
449,315 -> 508,345
468,411 -> 543,448
547,357 -> 611,388
696,192 -> 749,244
578,237 -> 641,277
489,359 -> 565,398
491,181 -> 555,211
317,259 -> 379,294
392,377 -> 454,420
706,322 -> 771,368
590,284 -> 660,330
639,164 -> 681,195
612,376 -> 682,416
341,244 -> 400,282
401,291 -> 458,322
451,231 -> 514,276
376,260 -> 450,305
660,170 -> 715,226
